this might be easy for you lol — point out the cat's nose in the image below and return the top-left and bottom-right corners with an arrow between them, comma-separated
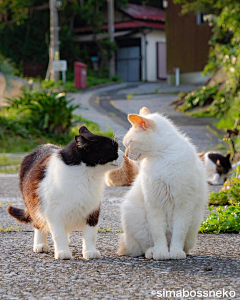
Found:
125,148 -> 129,158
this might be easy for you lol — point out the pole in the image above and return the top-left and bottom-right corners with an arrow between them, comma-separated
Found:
46,0 -> 60,81
108,0 -> 115,78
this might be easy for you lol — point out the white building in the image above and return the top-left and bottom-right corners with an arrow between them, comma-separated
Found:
75,4 -> 166,82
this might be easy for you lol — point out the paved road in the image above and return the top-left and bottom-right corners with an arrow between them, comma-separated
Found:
87,83 -> 224,152
0,175 -> 239,299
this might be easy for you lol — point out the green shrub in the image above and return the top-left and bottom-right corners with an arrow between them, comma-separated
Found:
208,166 -> 240,205
6,89 -> 79,134
179,85 -> 219,112
41,80 -> 78,93
200,204 -> 240,234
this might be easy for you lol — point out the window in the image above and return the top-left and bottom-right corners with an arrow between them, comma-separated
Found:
196,13 -> 208,25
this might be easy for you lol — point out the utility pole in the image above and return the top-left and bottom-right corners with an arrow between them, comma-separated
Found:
108,0 -> 115,78
46,0 -> 60,81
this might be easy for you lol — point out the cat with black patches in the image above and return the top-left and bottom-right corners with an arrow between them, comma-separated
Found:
204,152 -> 240,185
7,126 -> 124,260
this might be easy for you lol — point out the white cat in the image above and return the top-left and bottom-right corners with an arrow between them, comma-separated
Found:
118,107 -> 208,260
8,126 -> 124,260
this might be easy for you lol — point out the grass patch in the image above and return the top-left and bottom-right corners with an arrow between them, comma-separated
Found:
98,228 -> 112,233
0,156 -> 22,166
200,204 -> 240,234
0,165 -> 20,174
0,226 -> 20,232
0,156 -> 21,173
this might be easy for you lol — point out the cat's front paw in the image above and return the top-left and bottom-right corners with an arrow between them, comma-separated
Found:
153,247 -> 169,260
170,248 -> 186,260
55,250 -> 72,260
34,244 -> 49,253
145,247 -> 154,259
83,249 -> 101,260
145,247 -> 169,260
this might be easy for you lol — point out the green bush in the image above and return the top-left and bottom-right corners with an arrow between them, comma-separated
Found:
179,84 -> 219,112
208,166 -> 240,205
6,89 -> 79,135
200,204 -> 240,234
0,94 -> 113,153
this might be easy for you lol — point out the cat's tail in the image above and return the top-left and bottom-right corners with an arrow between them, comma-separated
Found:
7,206 -> 32,224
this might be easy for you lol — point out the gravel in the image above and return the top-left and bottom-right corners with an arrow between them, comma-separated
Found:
0,175 -> 239,299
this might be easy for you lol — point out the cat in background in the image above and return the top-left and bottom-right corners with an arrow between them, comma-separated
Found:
119,107 -> 208,260
8,126 -> 124,260
203,152 -> 240,185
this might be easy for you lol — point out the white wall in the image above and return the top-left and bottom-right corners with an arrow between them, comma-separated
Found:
143,30 -> 166,81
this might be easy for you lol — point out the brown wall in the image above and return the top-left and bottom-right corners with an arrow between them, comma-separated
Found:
166,0 -> 212,74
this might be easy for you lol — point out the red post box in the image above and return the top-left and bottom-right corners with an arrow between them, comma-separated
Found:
74,62 -> 87,88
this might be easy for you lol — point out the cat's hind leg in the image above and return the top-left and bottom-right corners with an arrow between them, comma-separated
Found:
184,203 -> 204,255
33,228 -> 49,253
82,224 -> 101,259
118,179 -> 152,257
170,201 -> 196,260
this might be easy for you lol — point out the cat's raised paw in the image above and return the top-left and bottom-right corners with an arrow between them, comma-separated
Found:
55,250 -> 72,260
170,249 -> 186,260
83,250 -> 101,260
34,244 -> 49,253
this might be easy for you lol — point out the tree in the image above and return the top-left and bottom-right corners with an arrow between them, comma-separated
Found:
0,0 -> 163,76
175,0 -> 240,122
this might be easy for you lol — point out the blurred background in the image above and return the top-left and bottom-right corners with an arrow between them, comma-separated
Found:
0,0 -> 239,167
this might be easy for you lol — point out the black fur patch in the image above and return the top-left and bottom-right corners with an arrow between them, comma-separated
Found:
86,208 -> 100,227
208,153 -> 231,175
60,126 -> 119,167
7,206 -> 32,224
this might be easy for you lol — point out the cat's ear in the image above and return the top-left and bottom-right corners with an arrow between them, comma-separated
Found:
128,114 -> 153,130
75,126 -> 94,148
139,107 -> 150,116
79,126 -> 91,135
226,153 -> 231,160
75,135 -> 89,148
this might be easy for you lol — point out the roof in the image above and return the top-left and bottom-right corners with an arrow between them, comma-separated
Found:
74,20 -> 164,33
120,3 -> 165,22
74,4 -> 165,34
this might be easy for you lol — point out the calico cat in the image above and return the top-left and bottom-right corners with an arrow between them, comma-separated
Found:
105,155 -> 139,186
118,107 -> 208,260
203,152 -> 232,185
7,126 -> 124,260
203,152 -> 240,185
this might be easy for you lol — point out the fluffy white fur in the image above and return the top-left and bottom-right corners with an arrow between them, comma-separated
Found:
34,150 -> 124,260
119,112 -> 208,260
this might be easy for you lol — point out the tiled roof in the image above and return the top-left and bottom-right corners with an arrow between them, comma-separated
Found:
120,3 -> 165,22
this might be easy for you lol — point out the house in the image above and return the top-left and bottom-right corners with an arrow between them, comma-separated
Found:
165,0 -> 212,84
74,4 -> 166,82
